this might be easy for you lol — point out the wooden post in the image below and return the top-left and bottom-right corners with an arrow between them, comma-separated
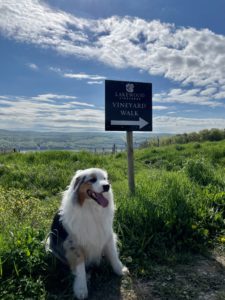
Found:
126,131 -> 135,194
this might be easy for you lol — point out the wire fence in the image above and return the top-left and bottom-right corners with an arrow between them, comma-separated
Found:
0,143 -> 144,154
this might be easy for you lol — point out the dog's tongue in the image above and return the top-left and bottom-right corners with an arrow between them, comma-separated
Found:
88,190 -> 109,207
95,193 -> 109,207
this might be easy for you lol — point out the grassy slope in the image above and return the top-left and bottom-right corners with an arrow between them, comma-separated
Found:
0,141 -> 225,299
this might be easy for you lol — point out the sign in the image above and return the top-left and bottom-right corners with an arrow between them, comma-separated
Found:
105,80 -> 152,131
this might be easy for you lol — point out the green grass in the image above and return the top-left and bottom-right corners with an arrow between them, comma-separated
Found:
0,140 -> 225,298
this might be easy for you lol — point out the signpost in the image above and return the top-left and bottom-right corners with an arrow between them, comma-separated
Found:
105,80 -> 152,194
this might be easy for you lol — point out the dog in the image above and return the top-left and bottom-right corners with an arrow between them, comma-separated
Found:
46,168 -> 128,299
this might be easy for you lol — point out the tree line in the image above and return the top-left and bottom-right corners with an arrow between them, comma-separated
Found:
140,128 -> 225,148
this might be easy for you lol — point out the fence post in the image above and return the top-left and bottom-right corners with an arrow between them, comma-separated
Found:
112,144 -> 116,154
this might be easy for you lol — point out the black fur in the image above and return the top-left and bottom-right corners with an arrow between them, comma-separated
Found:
48,211 -> 68,265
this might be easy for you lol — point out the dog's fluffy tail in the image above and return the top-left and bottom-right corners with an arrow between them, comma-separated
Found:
45,233 -> 68,265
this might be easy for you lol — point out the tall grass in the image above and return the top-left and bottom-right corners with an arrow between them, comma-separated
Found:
0,141 -> 225,297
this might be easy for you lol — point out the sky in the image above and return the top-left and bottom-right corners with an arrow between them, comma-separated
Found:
0,0 -> 225,133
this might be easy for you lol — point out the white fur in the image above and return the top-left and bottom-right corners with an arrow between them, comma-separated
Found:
59,168 -> 128,299
73,262 -> 88,300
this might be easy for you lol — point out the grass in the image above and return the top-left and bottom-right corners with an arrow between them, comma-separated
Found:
0,140 -> 225,299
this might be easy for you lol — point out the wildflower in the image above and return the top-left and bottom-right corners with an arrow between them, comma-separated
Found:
218,236 -> 225,243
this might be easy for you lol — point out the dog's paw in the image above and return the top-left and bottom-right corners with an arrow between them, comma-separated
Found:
73,279 -> 88,300
113,262 -> 130,276
121,265 -> 130,275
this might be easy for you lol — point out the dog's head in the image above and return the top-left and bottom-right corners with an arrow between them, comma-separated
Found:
71,168 -> 111,207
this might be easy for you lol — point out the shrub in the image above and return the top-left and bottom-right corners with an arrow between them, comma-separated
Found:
184,158 -> 215,186
175,145 -> 185,151
210,149 -> 225,164
0,227 -> 62,300
193,143 -> 201,149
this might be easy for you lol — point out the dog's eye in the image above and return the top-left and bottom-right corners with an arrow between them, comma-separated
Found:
89,178 -> 97,183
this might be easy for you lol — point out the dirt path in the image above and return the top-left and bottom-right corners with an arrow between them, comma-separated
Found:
88,254 -> 225,300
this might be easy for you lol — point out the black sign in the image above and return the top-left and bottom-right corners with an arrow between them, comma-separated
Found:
105,80 -> 152,131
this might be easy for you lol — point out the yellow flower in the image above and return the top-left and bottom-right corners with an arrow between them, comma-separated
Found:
219,236 -> 225,243
16,240 -> 21,246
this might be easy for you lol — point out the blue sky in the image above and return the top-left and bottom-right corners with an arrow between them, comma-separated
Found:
0,0 -> 225,133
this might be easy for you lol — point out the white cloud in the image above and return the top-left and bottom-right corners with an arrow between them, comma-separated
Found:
87,81 -> 103,85
199,87 -> 217,97
153,106 -> 168,110
0,94 -> 102,131
214,91 -> 225,99
64,73 -> 106,81
49,67 -> 106,83
154,87 -> 225,108
32,94 -> 77,102
1,0 -> 225,99
70,101 -> 95,107
48,66 -> 64,74
154,116 -> 225,133
26,63 -> 39,70
0,93 -> 224,133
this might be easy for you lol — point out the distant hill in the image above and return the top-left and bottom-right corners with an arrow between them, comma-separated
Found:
0,129 -> 170,152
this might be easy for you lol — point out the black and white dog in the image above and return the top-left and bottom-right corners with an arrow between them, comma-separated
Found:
46,168 -> 128,299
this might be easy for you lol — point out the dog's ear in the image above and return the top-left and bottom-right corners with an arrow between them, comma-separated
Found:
73,170 -> 83,193
73,175 -> 82,193
72,175 -> 86,204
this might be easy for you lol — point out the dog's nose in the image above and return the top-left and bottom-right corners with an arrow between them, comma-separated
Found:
103,184 -> 110,192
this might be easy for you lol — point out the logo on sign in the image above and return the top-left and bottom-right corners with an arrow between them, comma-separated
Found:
126,83 -> 134,93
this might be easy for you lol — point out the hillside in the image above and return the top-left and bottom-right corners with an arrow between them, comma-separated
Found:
0,129 -> 170,151
0,140 -> 225,299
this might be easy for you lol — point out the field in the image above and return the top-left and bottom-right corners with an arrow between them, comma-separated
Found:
0,140 -> 225,299
0,129 -> 166,151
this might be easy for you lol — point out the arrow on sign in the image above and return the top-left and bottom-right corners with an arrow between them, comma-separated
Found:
111,117 -> 149,129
